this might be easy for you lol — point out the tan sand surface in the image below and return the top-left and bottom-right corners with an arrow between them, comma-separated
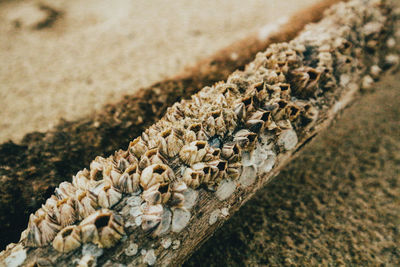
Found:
0,0 -> 317,142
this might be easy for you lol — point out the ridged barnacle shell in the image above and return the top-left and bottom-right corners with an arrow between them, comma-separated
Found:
79,209 -> 125,248
90,181 -> 122,209
52,225 -> 81,253
206,160 -> 228,186
289,67 -> 321,98
109,163 -> 140,193
140,164 -> 175,190
26,209 -> 61,247
168,181 -> 187,208
129,136 -> 148,158
234,102 -> 246,122
142,183 -> 170,205
223,109 -> 237,134
221,142 -> 241,163
139,148 -> 166,170
286,104 -> 301,121
55,182 -> 77,200
141,204 -> 163,231
245,109 -> 272,133
182,163 -> 208,189
226,162 -> 243,180
241,95 -> 257,113
89,156 -> 108,181
42,195 -> 76,227
74,189 -> 98,220
72,169 -> 91,190
213,111 -> 227,137
233,129 -> 258,151
179,140 -> 210,165
158,128 -> 184,157
187,123 -> 209,141
277,83 -> 291,98
271,99 -> 289,121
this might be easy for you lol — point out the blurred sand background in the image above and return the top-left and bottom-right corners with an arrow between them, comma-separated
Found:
0,0 -> 316,142
1,0 -> 399,265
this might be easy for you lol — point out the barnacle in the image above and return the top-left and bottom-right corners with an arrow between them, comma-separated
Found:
90,181 -> 122,209
74,189 -> 98,220
141,204 -> 163,231
42,196 -> 76,227
108,163 -> 140,193
79,209 -> 125,248
140,164 -> 175,190
139,148 -> 167,170
26,209 -> 61,247
158,128 -> 184,157
52,225 -> 81,253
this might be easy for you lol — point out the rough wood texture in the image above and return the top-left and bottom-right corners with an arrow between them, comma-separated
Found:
0,0 -> 343,249
1,0 -> 397,266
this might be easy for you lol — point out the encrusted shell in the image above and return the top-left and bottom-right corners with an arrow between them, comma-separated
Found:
53,225 -> 81,253
79,209 -> 125,248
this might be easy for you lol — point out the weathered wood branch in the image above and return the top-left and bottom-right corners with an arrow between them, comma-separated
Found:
1,0 -> 398,266
0,0 -> 343,249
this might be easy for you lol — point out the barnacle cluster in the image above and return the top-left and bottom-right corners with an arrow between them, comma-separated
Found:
14,0 -> 396,264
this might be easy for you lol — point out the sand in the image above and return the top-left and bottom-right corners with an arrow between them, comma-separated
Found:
0,0 -> 317,142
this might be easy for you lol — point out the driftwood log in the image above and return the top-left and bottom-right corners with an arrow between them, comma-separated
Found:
0,0 -> 344,249
1,0 -> 398,266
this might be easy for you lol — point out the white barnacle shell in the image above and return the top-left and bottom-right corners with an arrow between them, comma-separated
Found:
3,244 -> 27,267
182,166 -> 203,189
139,148 -> 166,170
77,255 -> 96,267
142,184 -> 161,204
90,181 -> 122,209
143,249 -> 157,266
73,169 -> 92,190
234,129 -> 257,151
55,182 -> 77,200
158,128 -> 184,157
277,129 -> 298,151
129,136 -> 148,158
221,142 -> 241,163
140,164 -> 174,190
226,162 -> 243,180
26,209 -> 61,247
111,163 -> 140,194
153,207 -> 172,236
171,208 -> 191,233
53,225 -> 81,253
79,209 -> 125,248
179,140 -> 208,165
215,179 -> 237,201
141,204 -> 163,231
43,195 -> 77,227
168,181 -> 187,208
74,189 -> 98,220
89,156 -> 107,181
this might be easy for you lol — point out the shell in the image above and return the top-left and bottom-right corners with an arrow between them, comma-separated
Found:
140,164 -> 175,190
42,196 -> 76,227
74,189 -> 98,220
26,209 -> 61,247
79,209 -> 125,248
90,181 -> 122,209
141,204 -> 163,231
53,225 -> 81,253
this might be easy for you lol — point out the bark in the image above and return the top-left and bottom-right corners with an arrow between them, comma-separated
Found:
0,0 -> 397,266
0,0 -> 343,249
